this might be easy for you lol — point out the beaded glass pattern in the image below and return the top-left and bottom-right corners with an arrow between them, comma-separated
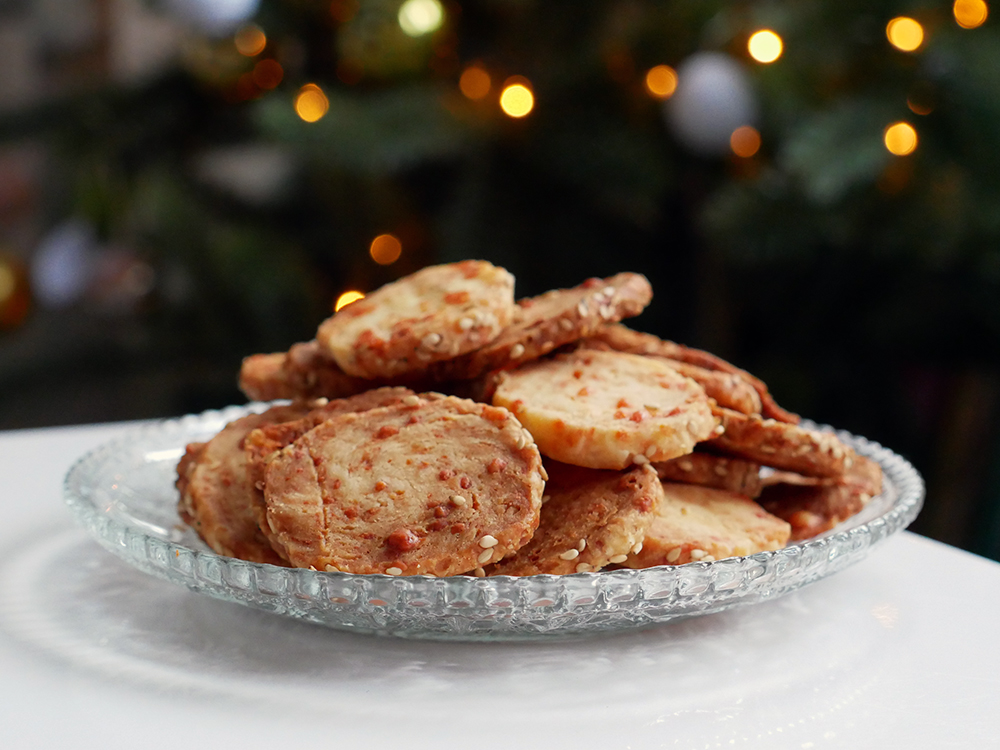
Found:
64,404 -> 924,640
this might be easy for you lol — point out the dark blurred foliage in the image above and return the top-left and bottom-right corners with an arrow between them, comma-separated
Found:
1,0 -> 999,559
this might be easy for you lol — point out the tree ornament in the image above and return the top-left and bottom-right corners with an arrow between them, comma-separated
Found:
664,52 -> 758,156
162,0 -> 261,36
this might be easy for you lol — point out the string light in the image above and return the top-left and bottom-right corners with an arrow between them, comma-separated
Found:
398,0 -> 444,37
500,79 -> 534,118
748,30 -> 783,63
295,84 -> 329,122
459,66 -> 491,100
369,234 -> 402,265
954,0 -> 989,28
730,126 -> 761,157
884,122 -> 918,156
234,25 -> 266,56
335,290 -> 366,312
644,65 -> 678,99
252,59 -> 283,89
887,18 -> 924,52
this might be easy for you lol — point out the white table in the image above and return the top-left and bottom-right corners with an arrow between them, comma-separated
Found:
1,421 -> 998,749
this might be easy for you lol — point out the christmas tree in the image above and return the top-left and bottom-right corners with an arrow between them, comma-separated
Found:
1,0 -> 999,558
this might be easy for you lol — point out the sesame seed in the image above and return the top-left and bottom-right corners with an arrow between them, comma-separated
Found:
309,565 -> 318,571
458,317 -> 474,330
575,563 -> 592,573
714,425 -> 725,435
509,343 -> 526,359
473,567 -> 486,577
479,534 -> 499,548
402,394 -> 420,406
632,454 -> 650,465
577,539 -> 587,551
314,397 -> 329,406
678,460 -> 693,472
385,567 -> 403,575
714,465 -> 728,476
324,564 -> 340,572
559,318 -> 574,331
450,494 -> 467,506
665,547 -> 682,563
701,555 -> 716,562
599,305 -> 614,320
608,554 -> 628,564
690,549 -> 707,560
559,549 -> 580,560
522,428 -> 534,445
421,332 -> 442,348
602,286 -> 615,297
644,404 -> 659,412
577,301 -> 589,317
631,541 -> 643,555
759,445 -> 777,453
645,445 -> 658,458
541,494 -> 551,504
514,433 -> 526,449
477,548 -> 494,564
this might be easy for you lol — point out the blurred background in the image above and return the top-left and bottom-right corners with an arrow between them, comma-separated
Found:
1,0 -> 998,561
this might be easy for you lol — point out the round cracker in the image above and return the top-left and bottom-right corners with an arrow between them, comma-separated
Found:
492,349 -> 719,470
176,403 -> 314,565
487,462 -> 662,576
431,272 -> 652,381
261,395 -> 544,576
316,261 -> 516,379
621,482 -> 791,568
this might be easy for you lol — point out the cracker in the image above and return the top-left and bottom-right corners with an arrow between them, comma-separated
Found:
432,272 -> 652,381
654,451 -> 763,498
586,324 -> 799,423
316,260 -> 516,379
621,482 -> 791,568
492,349 -> 719,470
758,454 -> 883,540
487,461 -> 662,576
261,395 -> 544,576
176,403 -> 315,565
708,407 -> 857,479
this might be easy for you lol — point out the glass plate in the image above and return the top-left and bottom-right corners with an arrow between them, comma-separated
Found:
63,404 -> 924,640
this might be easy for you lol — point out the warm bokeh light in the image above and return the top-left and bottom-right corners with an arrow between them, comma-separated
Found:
954,0 -> 989,28
500,81 -> 534,118
252,59 -> 283,89
234,25 -> 266,57
335,290 -> 366,312
730,126 -> 761,157
330,0 -> 359,23
398,0 -> 444,37
884,122 -> 918,155
369,234 -> 403,265
459,66 -> 491,100
907,97 -> 934,116
295,84 -> 329,123
748,30 -> 783,63
645,65 -> 678,99
887,17 -> 925,52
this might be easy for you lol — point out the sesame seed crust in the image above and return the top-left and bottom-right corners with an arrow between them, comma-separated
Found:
486,461 -> 662,576
654,451 -> 764,498
316,261 -> 516,380
620,483 -> 791,569
261,395 -> 544,576
492,349 -> 719,470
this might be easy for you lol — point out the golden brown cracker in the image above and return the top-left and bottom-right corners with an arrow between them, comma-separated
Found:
622,482 -> 791,568
654,451 -> 763,498
261,395 -> 544,576
487,461 -> 662,576
492,349 -> 719,470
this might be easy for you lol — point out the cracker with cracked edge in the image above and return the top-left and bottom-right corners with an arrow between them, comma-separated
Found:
431,272 -> 652,382
492,349 -> 719,470
316,260 -> 516,380
708,407 -> 857,479
654,451 -> 763,498
176,402 -> 316,565
757,455 -> 884,540
621,482 -> 791,568
261,395 -> 545,576
486,461 -> 662,576
586,324 -> 799,424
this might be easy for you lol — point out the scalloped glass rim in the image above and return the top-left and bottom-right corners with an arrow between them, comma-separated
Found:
63,403 -> 924,641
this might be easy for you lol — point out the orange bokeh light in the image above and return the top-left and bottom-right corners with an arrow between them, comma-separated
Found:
459,66 -> 491,100
369,234 -> 403,265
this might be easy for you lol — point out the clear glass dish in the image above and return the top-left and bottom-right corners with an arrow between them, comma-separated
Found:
63,403 -> 924,640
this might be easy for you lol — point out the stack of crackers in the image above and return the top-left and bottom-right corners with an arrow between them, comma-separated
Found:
176,260 -> 882,577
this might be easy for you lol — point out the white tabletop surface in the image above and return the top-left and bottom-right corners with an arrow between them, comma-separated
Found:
1,420 -> 998,749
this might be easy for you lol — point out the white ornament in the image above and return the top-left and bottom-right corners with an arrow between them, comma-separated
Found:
162,0 -> 261,36
664,52 -> 758,155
